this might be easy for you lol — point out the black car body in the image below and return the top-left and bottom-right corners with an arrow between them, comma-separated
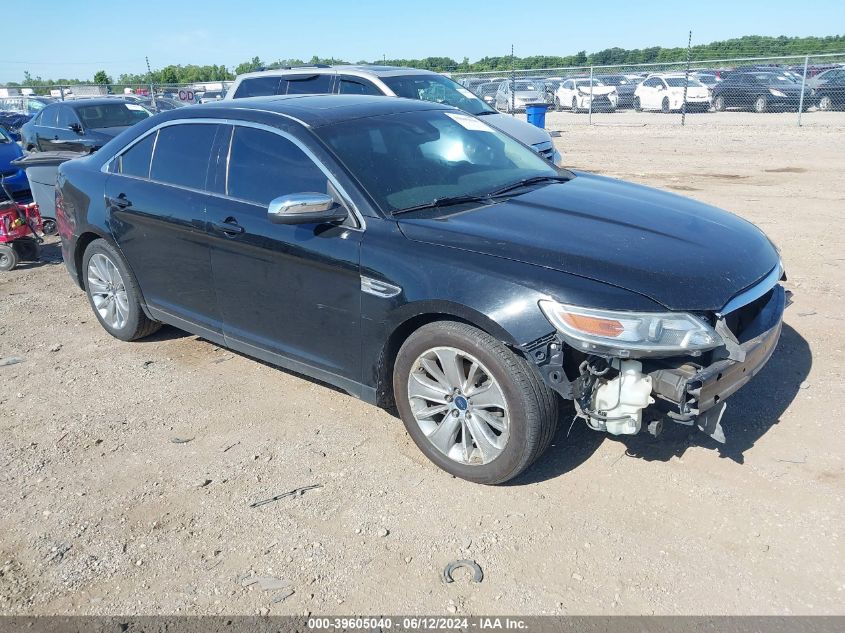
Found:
813,75 -> 845,110
595,74 -> 639,108
56,95 -> 785,484
20,98 -> 151,152
712,71 -> 810,112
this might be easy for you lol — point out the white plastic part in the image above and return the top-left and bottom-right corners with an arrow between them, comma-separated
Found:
592,359 -> 655,435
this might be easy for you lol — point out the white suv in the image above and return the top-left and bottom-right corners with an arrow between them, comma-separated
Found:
225,65 -> 562,165
633,74 -> 712,113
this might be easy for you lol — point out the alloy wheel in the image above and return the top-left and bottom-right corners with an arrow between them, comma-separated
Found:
819,96 -> 832,111
87,253 -> 129,329
407,346 -> 509,466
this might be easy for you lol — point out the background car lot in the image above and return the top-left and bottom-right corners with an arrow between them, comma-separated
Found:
0,110 -> 842,616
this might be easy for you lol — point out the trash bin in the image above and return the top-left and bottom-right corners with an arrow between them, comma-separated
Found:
525,104 -> 548,129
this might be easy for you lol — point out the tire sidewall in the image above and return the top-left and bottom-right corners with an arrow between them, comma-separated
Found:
82,240 -> 145,341
0,244 -> 18,271
714,95 -> 725,111
755,95 -> 767,113
819,96 -> 832,111
393,325 -> 534,484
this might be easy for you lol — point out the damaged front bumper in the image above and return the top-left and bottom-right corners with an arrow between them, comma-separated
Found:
649,284 -> 785,440
527,283 -> 786,442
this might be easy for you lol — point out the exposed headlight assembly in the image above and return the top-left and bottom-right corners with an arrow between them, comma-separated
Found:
538,300 -> 723,357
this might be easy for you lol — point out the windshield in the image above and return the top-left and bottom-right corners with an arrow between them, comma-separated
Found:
599,76 -> 628,86
317,109 -> 561,214
477,83 -> 500,96
512,81 -> 539,91
664,77 -> 704,88
76,102 -> 150,128
382,74 -> 495,116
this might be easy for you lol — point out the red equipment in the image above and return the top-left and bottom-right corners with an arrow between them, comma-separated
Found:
0,201 -> 43,271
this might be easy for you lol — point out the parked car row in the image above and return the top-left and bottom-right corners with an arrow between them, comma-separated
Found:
457,62 -> 845,113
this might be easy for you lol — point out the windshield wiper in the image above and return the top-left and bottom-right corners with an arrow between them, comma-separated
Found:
392,194 -> 491,216
487,175 -> 571,197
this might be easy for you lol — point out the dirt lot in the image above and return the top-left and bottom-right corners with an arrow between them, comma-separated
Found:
1,112 -> 843,616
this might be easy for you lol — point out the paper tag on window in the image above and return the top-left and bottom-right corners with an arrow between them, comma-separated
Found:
125,103 -> 144,111
444,112 -> 494,132
456,88 -> 476,99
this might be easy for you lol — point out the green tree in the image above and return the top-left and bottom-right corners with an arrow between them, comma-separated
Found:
93,70 -> 112,85
234,56 -> 263,75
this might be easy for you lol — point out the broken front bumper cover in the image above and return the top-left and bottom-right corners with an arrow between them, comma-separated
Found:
650,284 -> 785,422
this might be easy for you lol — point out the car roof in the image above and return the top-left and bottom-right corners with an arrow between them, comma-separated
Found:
236,64 -> 441,80
167,94 -> 455,127
55,98 -> 136,109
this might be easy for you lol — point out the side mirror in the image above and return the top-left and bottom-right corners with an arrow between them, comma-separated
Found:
267,193 -> 347,225
69,123 -> 83,134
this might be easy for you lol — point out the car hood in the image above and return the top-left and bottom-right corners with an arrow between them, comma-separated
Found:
396,172 -> 779,312
478,113 -> 551,146
0,140 -> 23,168
513,91 -> 544,100
577,86 -> 616,95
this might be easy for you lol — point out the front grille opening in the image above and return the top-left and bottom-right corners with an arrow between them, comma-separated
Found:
724,287 -> 775,343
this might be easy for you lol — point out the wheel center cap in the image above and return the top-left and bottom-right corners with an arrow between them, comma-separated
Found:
454,396 -> 469,411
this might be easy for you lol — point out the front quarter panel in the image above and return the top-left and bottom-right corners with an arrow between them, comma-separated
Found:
359,218 -> 663,391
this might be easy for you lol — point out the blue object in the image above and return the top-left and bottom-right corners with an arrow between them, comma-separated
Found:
0,126 -> 29,200
525,104 -> 548,129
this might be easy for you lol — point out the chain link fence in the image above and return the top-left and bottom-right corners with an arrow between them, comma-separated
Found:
452,52 -> 845,127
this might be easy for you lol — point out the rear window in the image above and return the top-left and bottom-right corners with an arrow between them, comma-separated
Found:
233,76 -> 282,99
150,124 -> 219,190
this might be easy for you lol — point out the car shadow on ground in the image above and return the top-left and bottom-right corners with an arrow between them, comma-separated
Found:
613,323 -> 811,465
12,240 -> 63,269
508,323 -> 811,484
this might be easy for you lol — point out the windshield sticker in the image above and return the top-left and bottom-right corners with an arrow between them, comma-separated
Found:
456,88 -> 477,99
444,112 -> 494,132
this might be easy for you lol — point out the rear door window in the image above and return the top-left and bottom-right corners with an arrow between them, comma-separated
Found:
233,76 -> 282,98
280,74 -> 333,95
337,76 -> 382,95
56,106 -> 78,129
150,124 -> 220,190
118,132 -> 157,178
225,126 -> 327,206
40,105 -> 59,127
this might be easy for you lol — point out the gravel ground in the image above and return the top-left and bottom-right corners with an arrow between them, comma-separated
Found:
0,112 -> 843,616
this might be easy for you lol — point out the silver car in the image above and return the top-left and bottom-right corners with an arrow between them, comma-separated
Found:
494,80 -> 548,113
225,65 -> 561,165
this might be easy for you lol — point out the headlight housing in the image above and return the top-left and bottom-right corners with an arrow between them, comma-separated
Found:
769,89 -> 787,98
538,300 -> 723,357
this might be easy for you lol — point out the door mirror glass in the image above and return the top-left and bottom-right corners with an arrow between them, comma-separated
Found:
267,193 -> 347,225
70,123 -> 83,133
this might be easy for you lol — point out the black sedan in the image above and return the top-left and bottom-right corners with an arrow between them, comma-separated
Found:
20,98 -> 151,153
56,95 -> 785,484
712,71 -> 810,112
814,75 -> 845,111
595,74 -> 639,108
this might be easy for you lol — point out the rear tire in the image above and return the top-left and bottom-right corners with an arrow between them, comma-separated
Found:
393,321 -> 559,485
82,239 -> 161,341
0,244 -> 19,271
42,218 -> 58,236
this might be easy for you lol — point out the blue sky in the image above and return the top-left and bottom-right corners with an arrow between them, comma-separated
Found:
1,0 -> 842,82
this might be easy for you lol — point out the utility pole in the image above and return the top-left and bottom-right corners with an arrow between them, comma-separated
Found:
681,30 -> 692,126
146,56 -> 157,109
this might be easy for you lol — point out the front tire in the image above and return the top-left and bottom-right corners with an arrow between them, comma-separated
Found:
554,96 -> 561,112
818,95 -> 833,111
661,97 -> 671,114
393,321 -> 558,484
713,95 -> 726,111
82,239 -> 161,341
634,96 -> 642,112
754,95 -> 768,113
